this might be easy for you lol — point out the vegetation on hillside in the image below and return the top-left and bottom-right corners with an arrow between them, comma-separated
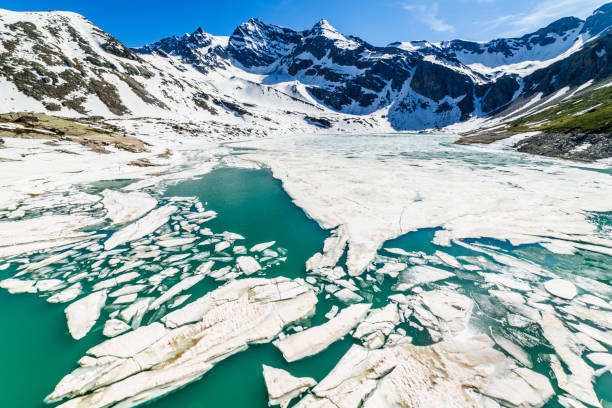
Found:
508,83 -> 612,134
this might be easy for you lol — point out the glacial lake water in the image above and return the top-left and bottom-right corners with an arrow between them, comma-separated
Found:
0,135 -> 611,408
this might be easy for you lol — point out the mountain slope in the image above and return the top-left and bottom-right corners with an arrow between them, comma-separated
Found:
0,9 -> 369,138
0,3 -> 610,134
455,31 -> 612,161
0,9 -> 165,116
456,78 -> 612,161
400,3 -> 612,78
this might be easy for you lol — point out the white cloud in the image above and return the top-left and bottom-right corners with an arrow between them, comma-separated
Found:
498,0 -> 604,37
402,2 -> 455,32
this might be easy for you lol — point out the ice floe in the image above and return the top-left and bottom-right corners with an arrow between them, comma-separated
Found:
306,227 -> 347,271
48,283 -> 83,303
0,215 -> 98,257
148,275 -> 204,311
157,237 -> 197,248
539,312 -> 600,407
237,134 -> 612,275
293,334 -> 553,408
263,365 -> 316,408
102,190 -> 157,225
250,241 -> 276,252
375,262 -> 406,279
64,290 -> 108,340
102,318 -> 131,337
352,304 -> 400,349
544,278 -> 578,300
104,205 -> 178,250
46,277 -> 317,408
275,303 -> 371,362
1,131 -> 611,408
395,265 -> 454,290
236,256 -> 262,275
384,247 -> 411,256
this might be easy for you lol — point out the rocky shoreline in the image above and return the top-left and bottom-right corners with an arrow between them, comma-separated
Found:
456,130 -> 612,162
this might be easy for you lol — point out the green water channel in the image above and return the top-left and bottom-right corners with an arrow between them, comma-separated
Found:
0,167 -> 341,408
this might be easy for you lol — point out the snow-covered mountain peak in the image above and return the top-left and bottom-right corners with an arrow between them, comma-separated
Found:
310,19 -> 338,35
583,2 -> 612,35
136,26 -> 228,73
388,40 -> 438,53
227,18 -> 301,72
306,19 -> 360,50
430,4 -> 610,78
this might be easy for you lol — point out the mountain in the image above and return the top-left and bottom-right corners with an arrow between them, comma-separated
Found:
135,27 -> 229,73
396,3 -> 611,77
0,3 -> 610,133
456,32 -> 612,161
227,18 -> 302,72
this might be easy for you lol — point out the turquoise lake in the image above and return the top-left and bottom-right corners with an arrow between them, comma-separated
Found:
0,159 -> 610,407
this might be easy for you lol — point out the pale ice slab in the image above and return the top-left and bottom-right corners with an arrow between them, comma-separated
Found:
103,319 -> 131,337
544,278 -> 578,300
306,227 -> 347,271
157,237 -> 197,248
237,134 -> 612,275
64,290 -> 108,340
47,278 -> 318,408
104,205 -> 178,250
0,278 -> 36,294
587,353 -> 612,367
435,250 -> 462,268
384,247 -> 411,256
24,250 -> 75,272
333,288 -> 364,304
0,215 -> 98,257
561,305 -> 612,330
102,190 -> 157,225
263,365 -> 316,407
396,265 -> 454,290
353,303 -> 400,349
491,330 -> 533,368
275,303 -> 371,362
294,334 -> 553,408
148,275 -> 204,311
539,312 -> 600,407
236,256 -> 262,275
250,241 -> 276,252
214,241 -> 231,253
48,283 -> 83,304
375,263 -> 407,279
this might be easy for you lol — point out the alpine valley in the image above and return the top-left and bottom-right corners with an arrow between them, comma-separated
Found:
0,4 -> 612,408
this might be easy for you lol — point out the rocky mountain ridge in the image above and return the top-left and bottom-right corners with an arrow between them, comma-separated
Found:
0,3 -> 610,132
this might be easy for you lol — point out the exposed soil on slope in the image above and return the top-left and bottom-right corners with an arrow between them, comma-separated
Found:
0,112 -> 149,153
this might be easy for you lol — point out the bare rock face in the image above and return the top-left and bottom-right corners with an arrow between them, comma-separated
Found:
46,277 -> 317,408
294,334 -> 554,408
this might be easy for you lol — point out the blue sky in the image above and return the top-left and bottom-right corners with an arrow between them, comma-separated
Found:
2,0 -> 606,46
